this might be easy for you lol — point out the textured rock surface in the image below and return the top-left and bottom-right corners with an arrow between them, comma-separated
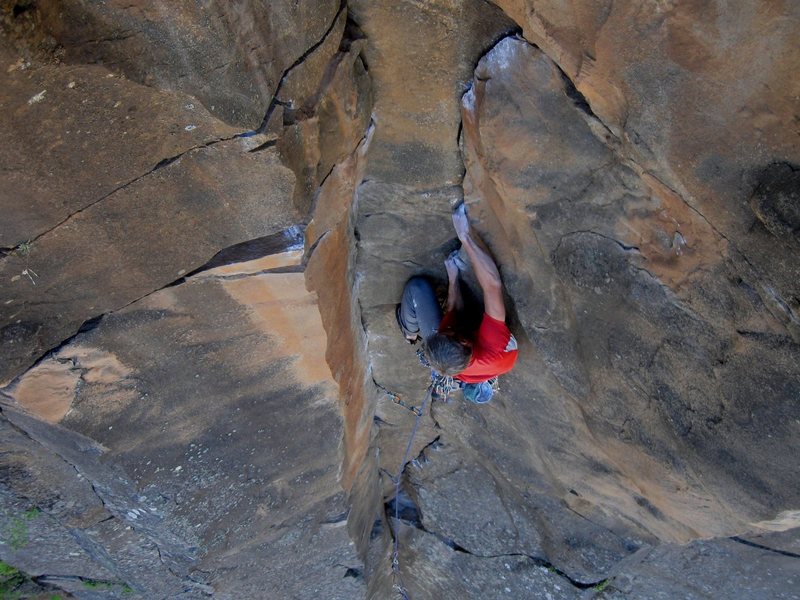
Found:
276,9 -> 373,214
3,252 -> 363,598
1,2 -> 369,597
0,40 -> 239,246
335,1 -> 799,597
490,0 -> 800,340
1,0 -> 799,598
600,535 -> 800,600
0,29 -> 306,385
0,134 -> 298,384
34,0 -> 340,127
461,35 -> 800,538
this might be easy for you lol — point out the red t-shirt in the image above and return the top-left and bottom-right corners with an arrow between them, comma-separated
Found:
439,311 -> 518,383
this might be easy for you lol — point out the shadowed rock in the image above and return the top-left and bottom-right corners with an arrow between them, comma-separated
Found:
749,162 -> 800,242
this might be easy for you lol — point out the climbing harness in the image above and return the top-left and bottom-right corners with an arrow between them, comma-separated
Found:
415,349 -> 461,401
416,348 -> 499,401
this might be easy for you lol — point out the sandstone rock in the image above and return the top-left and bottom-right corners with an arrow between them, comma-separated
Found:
461,34 -> 800,546
2,1 -> 799,598
305,125 -> 384,560
348,0 -> 517,187
33,0 -> 341,127
277,9 -> 348,112
277,22 -> 373,214
0,41 -> 239,247
0,138 -> 297,385
490,0 -> 800,342
337,1 -> 637,594
3,250 -> 364,598
5,357 -> 80,423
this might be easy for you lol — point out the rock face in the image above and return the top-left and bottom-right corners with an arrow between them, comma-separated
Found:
329,1 -> 800,597
35,0 -> 341,128
490,0 -> 800,340
1,1 -> 370,597
461,35 -> 800,539
1,0 -> 799,599
3,251 -> 363,598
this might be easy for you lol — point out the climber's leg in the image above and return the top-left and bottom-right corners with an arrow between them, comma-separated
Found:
397,277 -> 443,342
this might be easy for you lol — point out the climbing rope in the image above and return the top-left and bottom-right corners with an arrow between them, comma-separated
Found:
389,382 -> 431,599
389,360 -> 459,599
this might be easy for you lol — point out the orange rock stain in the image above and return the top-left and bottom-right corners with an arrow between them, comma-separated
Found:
219,269 -> 336,393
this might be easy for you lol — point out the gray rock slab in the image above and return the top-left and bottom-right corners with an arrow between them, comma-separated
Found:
0,140 -> 297,384
394,527 -> 581,600
740,527 -> 800,557
600,537 -> 800,600
1,407 -> 195,597
0,420 -> 117,584
34,0 -> 341,128
407,421 -> 640,584
43,267 -> 362,598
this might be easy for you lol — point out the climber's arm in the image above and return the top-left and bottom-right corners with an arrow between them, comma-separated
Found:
452,205 -> 506,322
445,255 -> 463,312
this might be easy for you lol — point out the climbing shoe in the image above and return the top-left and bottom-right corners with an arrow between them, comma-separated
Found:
462,381 -> 494,404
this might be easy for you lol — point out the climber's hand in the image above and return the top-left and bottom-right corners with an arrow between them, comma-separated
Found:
444,255 -> 459,281
452,203 -> 470,242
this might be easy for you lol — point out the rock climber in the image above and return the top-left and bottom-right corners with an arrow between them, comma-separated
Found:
396,203 -> 518,403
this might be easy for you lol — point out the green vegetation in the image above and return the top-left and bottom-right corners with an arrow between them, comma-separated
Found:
14,242 -> 31,257
82,579 -> 110,589
0,561 -> 26,599
6,518 -> 28,551
22,508 -> 39,521
3,506 -> 39,550
593,579 -> 611,592
82,578 -> 134,594
0,510 -> 129,598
